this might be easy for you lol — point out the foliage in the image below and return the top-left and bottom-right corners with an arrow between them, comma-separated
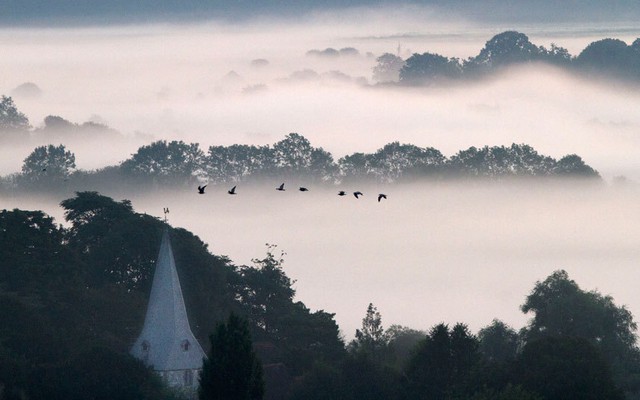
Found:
271,133 -> 337,182
0,209 -> 74,292
514,336 -> 623,400
465,31 -> 542,75
351,303 -> 388,361
385,325 -> 426,370
403,323 -> 480,400
120,140 -> 206,186
400,52 -> 462,84
576,38 -> 640,79
477,319 -> 520,363
373,53 -> 405,83
521,270 -> 637,355
205,144 -> 274,183
553,154 -> 600,177
448,144 -> 593,178
235,245 -> 345,376
338,142 -> 446,183
0,95 -> 30,132
199,313 -> 264,400
521,269 -> 640,394
20,144 -> 76,183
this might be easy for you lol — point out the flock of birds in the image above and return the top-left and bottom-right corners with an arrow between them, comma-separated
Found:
196,182 -> 388,202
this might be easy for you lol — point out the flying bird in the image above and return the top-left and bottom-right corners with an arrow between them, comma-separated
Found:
276,183 -> 285,191
197,185 -> 207,194
353,191 -> 363,199
378,194 -> 387,202
228,185 -> 237,195
338,191 -> 346,196
299,187 -> 309,192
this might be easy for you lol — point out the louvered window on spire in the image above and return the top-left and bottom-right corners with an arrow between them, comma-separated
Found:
181,339 -> 190,351
142,340 -> 150,352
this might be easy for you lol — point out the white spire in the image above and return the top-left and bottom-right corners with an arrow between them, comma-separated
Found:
131,229 -> 205,372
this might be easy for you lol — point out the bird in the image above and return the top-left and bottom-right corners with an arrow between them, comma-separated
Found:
41,168 -> 47,172
338,191 -> 346,196
228,185 -> 237,195
378,194 -> 387,202
276,183 -> 285,191
299,187 -> 309,192
197,185 -> 207,194
353,191 -> 363,199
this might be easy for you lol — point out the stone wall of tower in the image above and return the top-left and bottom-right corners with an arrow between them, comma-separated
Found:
158,368 -> 201,399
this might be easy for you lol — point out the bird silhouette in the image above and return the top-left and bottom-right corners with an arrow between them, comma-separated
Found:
276,183 -> 285,191
353,191 -> 363,199
378,194 -> 387,202
299,187 -> 309,192
338,191 -> 346,196
228,185 -> 237,195
197,185 -> 207,194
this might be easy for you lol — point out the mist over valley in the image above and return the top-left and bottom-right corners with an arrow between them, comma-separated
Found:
2,7 -> 640,399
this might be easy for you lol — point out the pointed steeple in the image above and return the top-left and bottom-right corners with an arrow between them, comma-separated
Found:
131,229 -> 205,375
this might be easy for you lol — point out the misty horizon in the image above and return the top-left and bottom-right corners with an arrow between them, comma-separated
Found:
2,17 -> 640,338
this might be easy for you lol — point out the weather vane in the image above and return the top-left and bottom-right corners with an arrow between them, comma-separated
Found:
163,207 -> 169,223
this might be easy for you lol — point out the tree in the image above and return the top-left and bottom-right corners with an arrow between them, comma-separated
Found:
403,323 -> 480,400
271,133 -> 337,181
385,325 -> 426,370
43,115 -> 76,131
235,245 -> 345,376
465,31 -> 541,75
205,144 -> 274,183
0,209 -> 73,292
514,337 -> 623,400
576,38 -> 640,79
21,144 -> 76,183
0,95 -> 30,132
352,303 -> 388,359
199,313 -> 264,400
540,43 -> 573,66
400,52 -> 462,84
120,140 -> 206,186
553,154 -> 599,177
236,245 -> 295,339
373,53 -> 405,83
477,319 -> 520,363
521,270 -> 639,394
369,142 -> 446,182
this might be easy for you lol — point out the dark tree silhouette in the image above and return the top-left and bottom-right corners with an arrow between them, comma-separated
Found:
120,140 -> 205,186
576,38 -> 640,79
478,319 -> 519,363
400,52 -> 462,84
0,95 -> 30,132
21,144 -> 76,183
199,313 -> 264,400
515,337 -> 623,400
465,31 -> 541,75
403,323 -> 480,400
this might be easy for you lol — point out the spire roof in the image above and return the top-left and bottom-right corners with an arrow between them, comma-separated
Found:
131,229 -> 205,371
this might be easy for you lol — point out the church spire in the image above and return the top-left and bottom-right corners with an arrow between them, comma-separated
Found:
131,229 -> 205,389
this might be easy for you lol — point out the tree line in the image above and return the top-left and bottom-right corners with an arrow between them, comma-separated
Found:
373,31 -> 640,84
1,133 -> 599,193
1,193 -> 640,399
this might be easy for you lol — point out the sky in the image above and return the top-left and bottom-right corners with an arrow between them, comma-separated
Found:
1,7 -> 640,338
